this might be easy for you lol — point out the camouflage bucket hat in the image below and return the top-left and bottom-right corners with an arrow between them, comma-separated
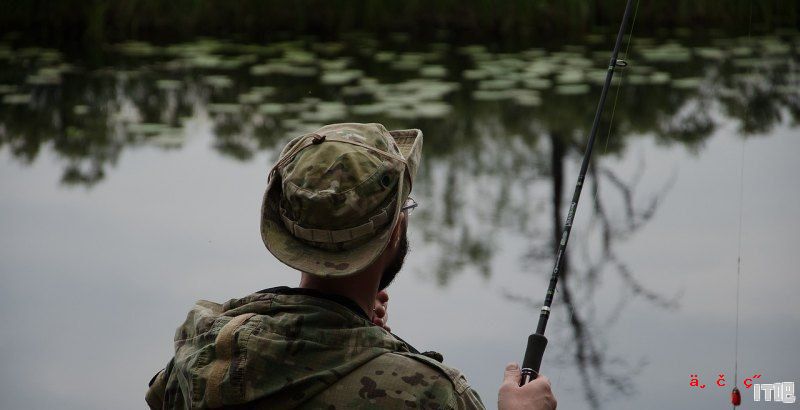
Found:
261,123 -> 423,277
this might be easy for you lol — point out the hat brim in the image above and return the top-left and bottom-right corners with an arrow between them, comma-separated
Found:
260,128 -> 422,277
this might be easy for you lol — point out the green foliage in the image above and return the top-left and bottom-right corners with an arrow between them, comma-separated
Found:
1,0 -> 797,47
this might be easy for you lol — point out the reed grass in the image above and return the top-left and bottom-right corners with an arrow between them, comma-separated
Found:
2,0 -> 797,47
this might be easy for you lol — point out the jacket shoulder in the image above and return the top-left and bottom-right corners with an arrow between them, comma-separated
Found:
303,352 -> 485,409
393,352 -> 470,394
395,352 -> 485,409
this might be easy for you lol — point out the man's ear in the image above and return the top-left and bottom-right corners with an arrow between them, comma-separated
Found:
390,212 -> 406,248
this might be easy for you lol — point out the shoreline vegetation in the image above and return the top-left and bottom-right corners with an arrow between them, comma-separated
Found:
1,0 -> 797,48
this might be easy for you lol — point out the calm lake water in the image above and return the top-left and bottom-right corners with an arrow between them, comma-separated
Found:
1,32 -> 799,409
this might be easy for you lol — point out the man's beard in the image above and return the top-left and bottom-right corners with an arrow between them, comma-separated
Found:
378,230 -> 408,291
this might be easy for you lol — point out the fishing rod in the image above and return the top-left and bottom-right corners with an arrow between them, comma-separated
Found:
520,0 -> 638,386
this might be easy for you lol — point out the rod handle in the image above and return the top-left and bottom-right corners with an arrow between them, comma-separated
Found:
520,333 -> 548,386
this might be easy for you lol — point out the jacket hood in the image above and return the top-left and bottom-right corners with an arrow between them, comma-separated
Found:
167,289 -> 411,408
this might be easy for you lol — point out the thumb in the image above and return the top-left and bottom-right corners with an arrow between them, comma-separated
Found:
502,362 -> 521,385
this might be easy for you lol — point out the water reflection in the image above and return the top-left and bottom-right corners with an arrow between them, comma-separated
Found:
1,33 -> 798,409
2,35 -> 797,186
502,144 -> 679,408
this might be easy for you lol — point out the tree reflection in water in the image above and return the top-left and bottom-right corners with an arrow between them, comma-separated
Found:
503,138 -> 679,408
1,33 -> 798,409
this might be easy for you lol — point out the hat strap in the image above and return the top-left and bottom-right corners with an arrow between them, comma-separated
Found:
279,196 -> 398,245
268,133 -> 409,185
323,135 -> 414,190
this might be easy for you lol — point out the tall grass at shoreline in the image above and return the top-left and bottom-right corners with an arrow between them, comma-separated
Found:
2,0 -> 797,48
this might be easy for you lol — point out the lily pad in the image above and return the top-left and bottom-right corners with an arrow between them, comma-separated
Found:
730,46 -> 752,57
639,43 -> 692,63
625,74 -> 652,85
321,58 -> 351,71
555,84 -> 590,95
387,107 -> 417,120
251,86 -> 276,96
415,102 -> 452,118
420,65 -> 447,78
114,41 -> 159,56
374,52 -> 396,63
0,46 -> 12,60
258,103 -> 285,115
156,79 -> 182,91
478,79 -> 517,90
128,123 -> 169,135
300,102 -> 347,122
251,63 -> 317,77
207,103 -> 241,115
27,73 -> 61,86
150,131 -> 185,149
463,69 -> 490,80
394,59 -> 423,71
459,45 -> 488,55
321,69 -> 363,86
2,93 -> 32,105
775,85 -> 799,95
694,47 -> 725,60
511,90 -> 541,106
584,34 -> 605,44
203,75 -> 233,89
186,54 -> 232,69
762,41 -> 791,55
524,61 -> 556,76
672,78 -> 703,89
650,72 -> 671,84
283,50 -> 316,64
239,92 -> 265,105
556,69 -> 585,84
522,78 -> 552,90
473,90 -> 513,101
732,58 -> 763,68
341,85 -> 371,97
350,103 -> 387,116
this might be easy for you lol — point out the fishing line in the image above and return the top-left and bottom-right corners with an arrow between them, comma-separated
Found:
731,2 -> 753,407
590,0 -> 641,218
563,0 -> 639,398
732,132 -> 745,408
598,0 -> 640,156
573,0 -> 640,379
518,0 -> 640,386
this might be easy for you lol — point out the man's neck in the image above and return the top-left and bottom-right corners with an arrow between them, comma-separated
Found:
298,270 -> 380,317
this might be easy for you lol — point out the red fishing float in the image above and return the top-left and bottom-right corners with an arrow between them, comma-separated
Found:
730,2 -> 754,408
731,387 -> 741,406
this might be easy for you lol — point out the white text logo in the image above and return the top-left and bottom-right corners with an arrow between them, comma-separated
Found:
753,382 -> 795,403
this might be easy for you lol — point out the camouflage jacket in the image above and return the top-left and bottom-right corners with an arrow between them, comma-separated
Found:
146,287 -> 485,409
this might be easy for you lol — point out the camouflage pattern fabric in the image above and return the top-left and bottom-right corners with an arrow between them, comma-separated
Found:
260,123 -> 423,278
146,290 -> 485,409
278,124 -> 406,231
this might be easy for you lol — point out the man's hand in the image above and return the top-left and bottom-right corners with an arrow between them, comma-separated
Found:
371,290 -> 390,331
498,363 -> 557,410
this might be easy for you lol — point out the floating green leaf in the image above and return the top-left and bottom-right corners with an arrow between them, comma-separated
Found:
415,102 -> 452,118
2,93 -> 32,105
321,69 -> 363,85
420,65 -> 447,78
555,84 -> 590,95
128,123 -> 168,135
203,75 -> 233,89
672,78 -> 703,89
350,103 -> 386,116
258,103 -> 285,115
156,79 -> 181,91
207,103 -> 241,115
